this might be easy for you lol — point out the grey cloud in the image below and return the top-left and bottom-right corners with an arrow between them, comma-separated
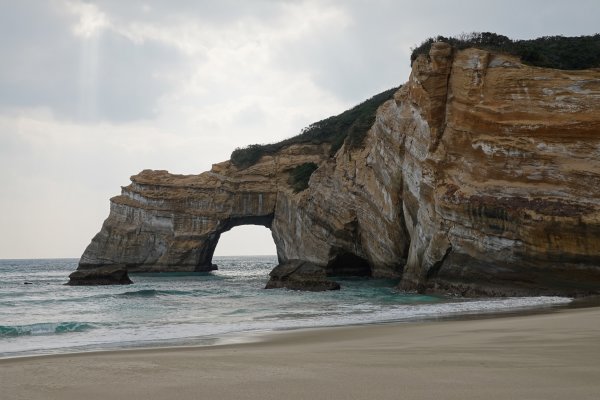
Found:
97,0 -> 296,25
0,3 -> 79,111
234,103 -> 268,127
0,1 -> 187,123
271,2 -> 410,103
273,0 -> 600,104
88,32 -> 187,122
2,0 -> 598,125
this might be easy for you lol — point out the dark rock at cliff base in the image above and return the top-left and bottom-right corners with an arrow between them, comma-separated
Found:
68,265 -> 133,285
266,260 -> 341,291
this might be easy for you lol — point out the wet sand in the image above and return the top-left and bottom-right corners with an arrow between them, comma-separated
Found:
1,306 -> 599,400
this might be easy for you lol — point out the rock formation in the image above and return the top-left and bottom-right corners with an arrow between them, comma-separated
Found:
78,143 -> 330,273
68,265 -> 132,285
73,42 -> 600,296
399,44 -> 600,296
265,260 -> 341,291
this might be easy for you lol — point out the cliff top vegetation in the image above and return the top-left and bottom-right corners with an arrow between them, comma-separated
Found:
410,32 -> 600,70
230,86 -> 399,169
231,33 -> 599,170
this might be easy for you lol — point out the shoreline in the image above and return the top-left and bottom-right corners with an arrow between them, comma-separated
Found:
0,295 -> 577,361
2,305 -> 599,399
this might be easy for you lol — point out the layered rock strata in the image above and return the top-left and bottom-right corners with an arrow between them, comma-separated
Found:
74,43 -> 600,296
78,143 -> 330,273
399,44 -> 600,296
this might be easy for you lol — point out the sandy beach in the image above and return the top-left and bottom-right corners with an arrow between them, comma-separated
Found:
1,306 -> 599,400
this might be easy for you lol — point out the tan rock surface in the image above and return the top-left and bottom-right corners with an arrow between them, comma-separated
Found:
400,47 -> 600,295
77,43 -> 600,295
79,143 -> 330,272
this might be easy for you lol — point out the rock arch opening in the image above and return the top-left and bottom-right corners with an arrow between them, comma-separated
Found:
213,224 -> 277,258
200,215 -> 275,269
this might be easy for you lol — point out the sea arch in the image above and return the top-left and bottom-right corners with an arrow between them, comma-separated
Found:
78,155 -> 377,279
213,224 -> 277,258
78,168 -> 280,273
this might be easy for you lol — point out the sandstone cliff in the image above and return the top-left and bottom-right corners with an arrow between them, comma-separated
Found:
399,43 -> 600,296
75,42 -> 600,296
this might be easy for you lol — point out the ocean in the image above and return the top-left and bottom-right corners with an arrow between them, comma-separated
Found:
0,256 -> 572,358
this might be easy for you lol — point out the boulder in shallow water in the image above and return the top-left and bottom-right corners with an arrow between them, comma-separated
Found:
265,260 -> 340,291
68,265 -> 133,285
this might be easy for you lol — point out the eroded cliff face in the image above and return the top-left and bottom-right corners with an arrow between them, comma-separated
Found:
79,117 -> 408,279
271,97 -> 409,278
77,43 -> 600,296
399,43 -> 600,296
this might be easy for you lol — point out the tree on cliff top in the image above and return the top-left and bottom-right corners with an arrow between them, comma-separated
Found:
410,32 -> 600,70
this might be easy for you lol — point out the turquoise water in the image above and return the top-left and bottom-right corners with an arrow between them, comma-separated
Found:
0,257 -> 571,358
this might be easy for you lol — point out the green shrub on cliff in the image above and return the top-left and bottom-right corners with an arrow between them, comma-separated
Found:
230,86 -> 399,169
229,144 -> 265,170
410,32 -> 600,70
288,162 -> 319,193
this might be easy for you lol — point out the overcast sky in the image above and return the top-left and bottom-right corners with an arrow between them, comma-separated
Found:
1,0 -> 598,259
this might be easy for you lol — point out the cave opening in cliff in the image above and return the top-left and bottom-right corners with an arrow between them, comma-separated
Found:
325,251 -> 372,277
213,225 -> 277,258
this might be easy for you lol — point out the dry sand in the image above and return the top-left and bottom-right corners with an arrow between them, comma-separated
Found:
1,307 -> 599,400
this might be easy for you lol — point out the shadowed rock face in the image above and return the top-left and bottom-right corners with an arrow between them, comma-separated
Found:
75,43 -> 600,296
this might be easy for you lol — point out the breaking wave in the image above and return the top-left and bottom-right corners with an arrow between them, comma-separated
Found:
0,322 -> 95,337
